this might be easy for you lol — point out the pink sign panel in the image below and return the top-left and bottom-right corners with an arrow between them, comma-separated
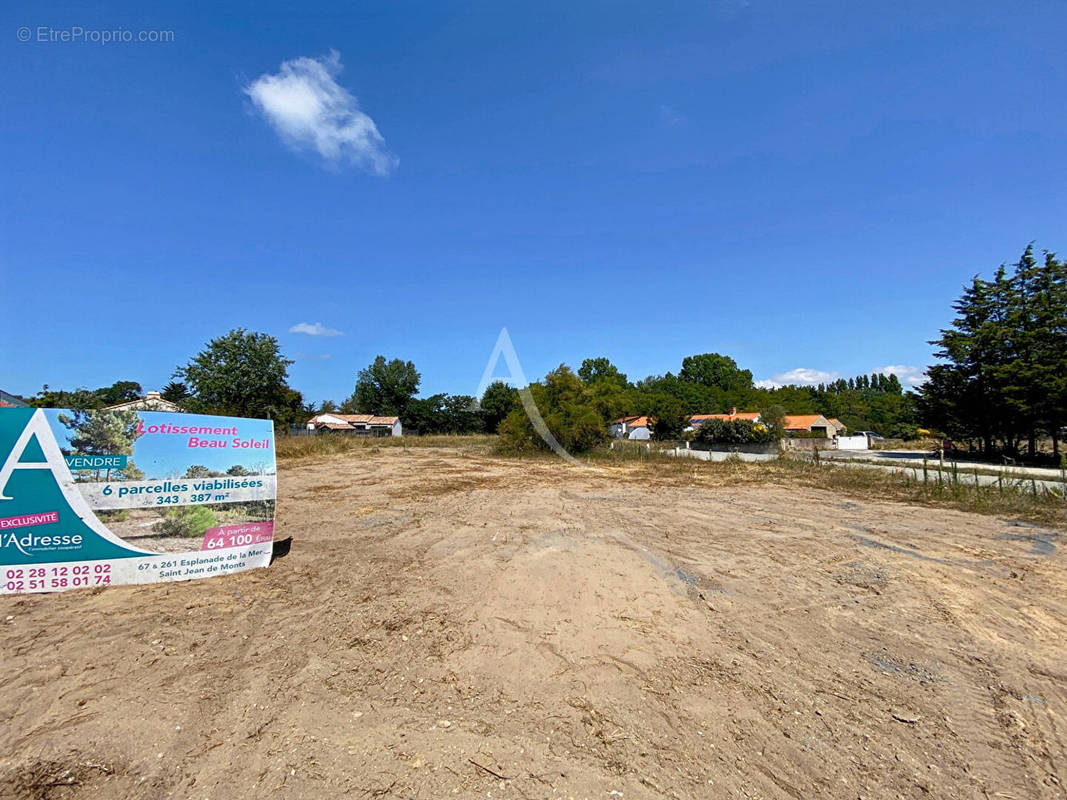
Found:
201,521 -> 274,551
0,511 -> 60,531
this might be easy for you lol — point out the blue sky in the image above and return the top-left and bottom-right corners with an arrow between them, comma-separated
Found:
3,1 -> 1066,404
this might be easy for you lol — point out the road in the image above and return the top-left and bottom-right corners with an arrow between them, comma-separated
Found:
824,449 -> 1067,480
820,449 -> 1067,493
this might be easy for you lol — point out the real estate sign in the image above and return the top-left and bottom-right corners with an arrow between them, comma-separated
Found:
0,407 -> 276,594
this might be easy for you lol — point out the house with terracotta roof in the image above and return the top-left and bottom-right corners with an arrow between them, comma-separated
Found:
609,415 -> 653,440
782,414 -> 835,439
306,413 -> 403,437
684,408 -> 838,441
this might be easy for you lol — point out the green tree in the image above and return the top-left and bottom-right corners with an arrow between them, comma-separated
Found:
344,356 -> 420,417
679,353 -> 754,393
292,395 -> 318,425
920,245 -> 1067,458
498,367 -> 605,454
646,393 -> 687,440
759,403 -> 787,437
585,378 -> 633,425
96,381 -> 143,406
402,394 -> 448,434
479,381 -> 519,433
443,394 -> 484,434
161,381 -> 191,404
633,373 -> 712,416
175,329 -> 297,421
58,409 -> 141,482
1036,251 -> 1067,454
30,385 -> 103,409
578,357 -> 627,385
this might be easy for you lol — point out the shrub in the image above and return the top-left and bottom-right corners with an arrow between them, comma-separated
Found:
694,418 -> 776,445
497,367 -> 606,455
154,505 -> 217,538
759,404 -> 787,437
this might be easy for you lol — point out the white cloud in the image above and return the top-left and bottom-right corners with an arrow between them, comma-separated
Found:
245,50 -> 396,174
289,322 -> 342,337
873,365 -> 927,388
294,352 -> 333,361
756,368 -> 839,389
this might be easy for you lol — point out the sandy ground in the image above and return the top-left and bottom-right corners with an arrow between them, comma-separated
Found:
1,447 -> 1065,799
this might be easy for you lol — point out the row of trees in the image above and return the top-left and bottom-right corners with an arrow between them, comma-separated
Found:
920,244 -> 1067,459
799,375 -> 917,440
21,331 -> 917,443
494,357 -> 918,454
322,355 -> 518,435
24,330 -> 312,426
325,350 -> 917,446
17,244 -> 1062,463
30,381 -> 145,410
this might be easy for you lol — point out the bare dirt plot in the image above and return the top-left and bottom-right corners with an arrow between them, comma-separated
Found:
1,446 -> 1065,799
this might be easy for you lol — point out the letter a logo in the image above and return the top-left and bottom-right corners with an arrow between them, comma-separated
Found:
0,410 -> 66,500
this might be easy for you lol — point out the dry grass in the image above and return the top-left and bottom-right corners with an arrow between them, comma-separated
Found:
595,450 -> 1067,527
278,434 -> 1067,528
731,458 -> 1066,528
275,432 -> 496,461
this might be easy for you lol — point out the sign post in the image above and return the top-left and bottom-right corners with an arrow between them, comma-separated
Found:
0,407 -> 277,594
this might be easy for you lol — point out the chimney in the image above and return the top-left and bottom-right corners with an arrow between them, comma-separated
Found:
146,391 -> 162,400
729,406 -> 737,416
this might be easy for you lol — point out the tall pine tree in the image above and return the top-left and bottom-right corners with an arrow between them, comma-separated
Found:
921,245 -> 1067,458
